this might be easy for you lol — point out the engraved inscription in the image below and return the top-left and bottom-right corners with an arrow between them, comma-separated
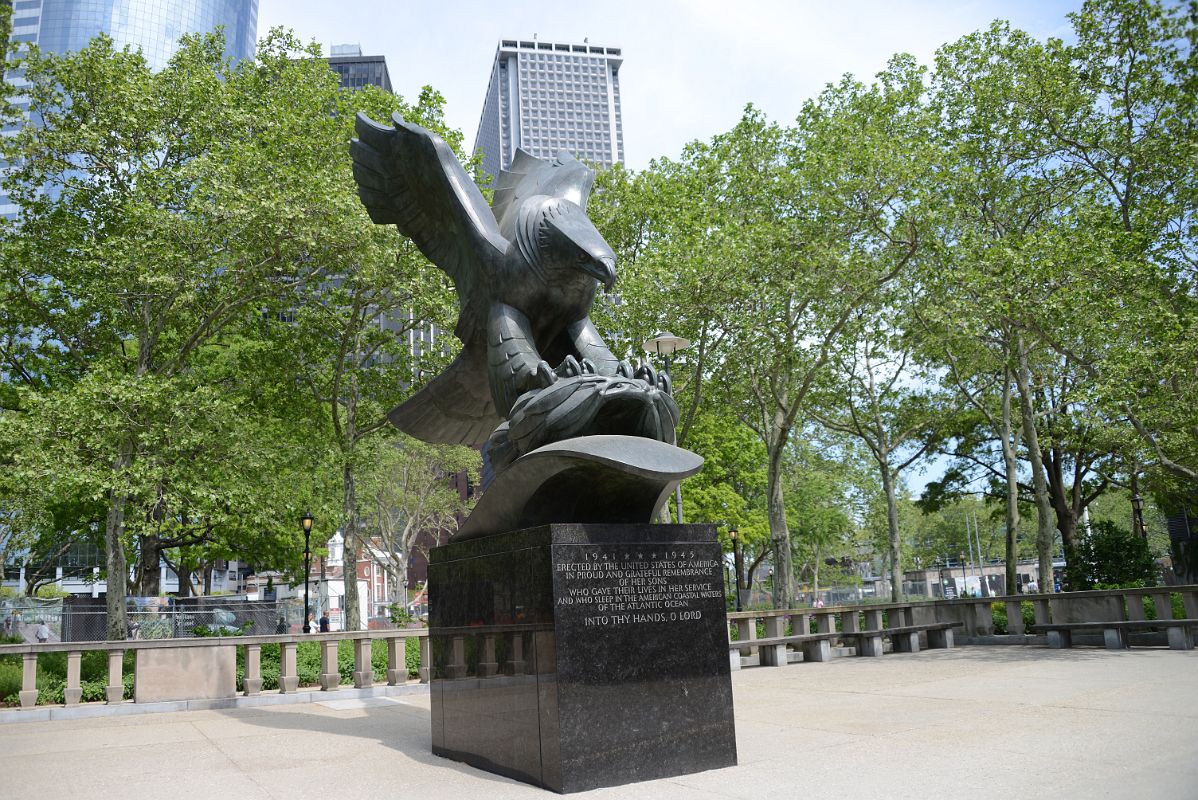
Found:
555,547 -> 724,627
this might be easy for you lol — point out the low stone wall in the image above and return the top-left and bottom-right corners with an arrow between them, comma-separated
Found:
0,628 -> 430,714
726,584 -> 1198,659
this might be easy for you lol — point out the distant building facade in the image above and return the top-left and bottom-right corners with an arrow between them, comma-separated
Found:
473,37 -> 624,181
327,42 -> 391,92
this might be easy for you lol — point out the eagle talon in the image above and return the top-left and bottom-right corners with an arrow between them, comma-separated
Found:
616,361 -> 634,378
554,355 -> 583,378
634,363 -> 658,388
579,358 -> 597,375
535,360 -> 558,387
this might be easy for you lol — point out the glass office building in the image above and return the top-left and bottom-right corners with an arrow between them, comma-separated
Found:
3,0 -> 259,217
7,0 -> 257,70
474,38 -> 624,182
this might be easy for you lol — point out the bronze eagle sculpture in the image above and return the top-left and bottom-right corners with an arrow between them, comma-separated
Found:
350,113 -> 678,473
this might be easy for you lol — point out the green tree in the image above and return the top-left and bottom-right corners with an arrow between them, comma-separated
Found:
358,435 -> 480,611
282,85 -> 464,631
0,30 -> 385,636
808,308 -> 951,601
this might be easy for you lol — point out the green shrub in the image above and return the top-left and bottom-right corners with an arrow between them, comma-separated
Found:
0,662 -> 21,703
405,637 -> 420,678
991,602 -> 1008,634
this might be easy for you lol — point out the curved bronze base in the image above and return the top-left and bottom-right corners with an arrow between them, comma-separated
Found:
454,435 -> 703,542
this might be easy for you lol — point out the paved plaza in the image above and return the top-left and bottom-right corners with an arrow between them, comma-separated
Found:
2,646 -> 1195,799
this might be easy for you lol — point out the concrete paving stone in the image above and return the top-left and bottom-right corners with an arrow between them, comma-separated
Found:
1,646 -> 1195,800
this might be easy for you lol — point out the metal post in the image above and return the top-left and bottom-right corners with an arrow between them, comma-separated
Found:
731,529 -> 744,612
303,532 -> 311,633
301,512 -> 314,634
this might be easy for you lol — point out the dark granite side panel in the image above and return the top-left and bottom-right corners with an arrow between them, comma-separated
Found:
428,524 -> 737,794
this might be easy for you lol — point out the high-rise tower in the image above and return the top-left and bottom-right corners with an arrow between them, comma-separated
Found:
2,0 -> 259,218
473,38 -> 624,182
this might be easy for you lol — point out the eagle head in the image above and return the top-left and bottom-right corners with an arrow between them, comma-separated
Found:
516,196 -> 617,291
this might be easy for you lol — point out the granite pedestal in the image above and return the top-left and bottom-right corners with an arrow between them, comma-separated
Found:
427,523 -> 738,793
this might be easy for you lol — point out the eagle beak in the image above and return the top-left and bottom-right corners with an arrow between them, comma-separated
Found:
586,256 -> 617,291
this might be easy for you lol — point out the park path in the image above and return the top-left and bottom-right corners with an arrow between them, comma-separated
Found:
0,646 -> 1194,799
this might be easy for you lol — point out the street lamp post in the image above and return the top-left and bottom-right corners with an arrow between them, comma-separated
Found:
642,332 -> 691,524
1131,493 -> 1147,541
730,528 -> 744,612
959,552 -> 968,598
301,512 -> 314,633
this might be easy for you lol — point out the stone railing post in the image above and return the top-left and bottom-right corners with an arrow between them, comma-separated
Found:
353,637 -> 373,688
64,651 -> 83,705
446,635 -> 466,679
971,601 -> 994,636
243,644 -> 262,696
735,616 -> 756,653
1182,588 -> 1198,619
1125,592 -> 1148,622
1004,600 -> 1025,635
19,652 -> 38,708
843,610 -> 861,635
504,633 -> 525,676
386,636 -> 405,685
1152,592 -> 1173,620
760,614 -> 787,667
419,635 -> 431,683
106,650 -> 124,704
815,611 -> 837,635
279,641 -> 298,693
478,634 -> 499,678
1033,597 -> 1050,627
320,639 -> 340,690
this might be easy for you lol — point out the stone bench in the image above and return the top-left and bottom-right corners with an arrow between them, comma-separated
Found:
728,631 -> 842,668
727,622 -> 962,669
836,622 -> 962,657
1029,619 -> 1198,650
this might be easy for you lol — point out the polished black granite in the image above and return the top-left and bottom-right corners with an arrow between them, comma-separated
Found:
428,523 -> 738,793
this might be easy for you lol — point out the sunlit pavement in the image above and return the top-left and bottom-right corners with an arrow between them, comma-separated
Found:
3,646 -> 1195,799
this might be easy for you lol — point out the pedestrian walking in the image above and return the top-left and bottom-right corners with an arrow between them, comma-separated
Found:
35,619 -> 50,643
319,612 -> 330,633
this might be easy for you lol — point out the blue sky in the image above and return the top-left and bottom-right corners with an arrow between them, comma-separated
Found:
259,0 -> 1081,170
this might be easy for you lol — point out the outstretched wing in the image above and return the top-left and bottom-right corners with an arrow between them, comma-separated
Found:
351,112 -> 507,338
491,149 -> 596,241
389,341 -> 500,447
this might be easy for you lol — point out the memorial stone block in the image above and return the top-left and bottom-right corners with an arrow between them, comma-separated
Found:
428,522 -> 737,793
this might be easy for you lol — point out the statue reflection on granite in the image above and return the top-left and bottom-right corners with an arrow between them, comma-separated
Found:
351,114 -> 735,793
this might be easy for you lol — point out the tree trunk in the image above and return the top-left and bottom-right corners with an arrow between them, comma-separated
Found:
104,444 -> 132,641
879,456 -> 902,602
1043,443 -> 1079,586
1015,336 -> 1056,593
135,534 -> 161,596
342,459 -> 362,631
1001,371 -> 1021,595
766,429 -> 795,609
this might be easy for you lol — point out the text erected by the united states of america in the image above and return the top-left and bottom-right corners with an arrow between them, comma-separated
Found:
555,548 -> 724,627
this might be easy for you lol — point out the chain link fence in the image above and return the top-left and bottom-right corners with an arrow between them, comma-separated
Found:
49,596 -> 295,642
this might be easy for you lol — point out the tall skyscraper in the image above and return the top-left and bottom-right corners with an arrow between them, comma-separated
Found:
473,38 -> 624,181
6,0 -> 258,71
2,0 -> 259,218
